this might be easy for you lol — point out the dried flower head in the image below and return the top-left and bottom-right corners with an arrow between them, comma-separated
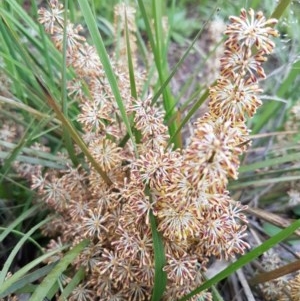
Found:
38,0 -> 64,34
220,45 -> 267,79
88,138 -> 122,172
209,76 -> 262,121
81,209 -> 108,239
289,273 -> 300,301
52,22 -> 85,51
225,8 -> 279,54
34,3 -> 279,300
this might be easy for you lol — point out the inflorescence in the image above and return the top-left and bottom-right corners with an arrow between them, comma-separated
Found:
33,2 -> 279,300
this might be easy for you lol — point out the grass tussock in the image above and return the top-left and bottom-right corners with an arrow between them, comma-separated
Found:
1,0 -> 300,300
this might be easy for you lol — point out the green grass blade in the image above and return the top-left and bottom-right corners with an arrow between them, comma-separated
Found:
31,1 -> 55,87
58,267 -> 86,301
29,239 -> 89,301
271,0 -> 292,19
124,9 -> 137,100
0,17 -> 23,99
0,246 -> 69,298
1,0 -> 61,66
0,95 -> 59,123
0,262 -> 58,298
46,281 -> 61,301
0,7 -> 64,115
152,0 -> 180,147
0,204 -> 40,242
61,0 -> 79,167
77,0 -> 137,156
0,10 -> 39,90
151,4 -> 220,107
0,227 -> 43,251
0,173 -> 33,192
136,0 -> 156,73
252,17 -> 297,134
150,210 -> 167,301
0,216 -> 53,286
1,0 -> 39,33
0,151 -> 67,169
0,139 -> 68,163
237,167 -> 300,184
230,174 -> 300,189
211,285 -> 224,301
137,0 -> 181,148
178,218 -> 300,301
239,152 -> 300,173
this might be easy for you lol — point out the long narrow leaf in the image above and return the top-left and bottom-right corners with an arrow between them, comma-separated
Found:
0,245 -> 69,298
152,0 -> 180,147
252,51 -> 298,134
0,262 -> 58,298
151,4 -> 220,107
0,205 -> 40,243
124,9 -> 137,100
239,152 -> 300,173
150,210 -> 167,301
58,267 -> 86,301
230,175 -> 300,189
0,227 -> 42,251
0,216 -> 52,286
137,0 -> 181,147
0,95 -> 59,122
271,0 -> 292,19
29,239 -> 89,301
61,0 -> 79,167
0,151 -> 67,169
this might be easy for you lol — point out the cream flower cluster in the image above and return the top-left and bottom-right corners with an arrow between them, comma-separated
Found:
34,3 -> 278,300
